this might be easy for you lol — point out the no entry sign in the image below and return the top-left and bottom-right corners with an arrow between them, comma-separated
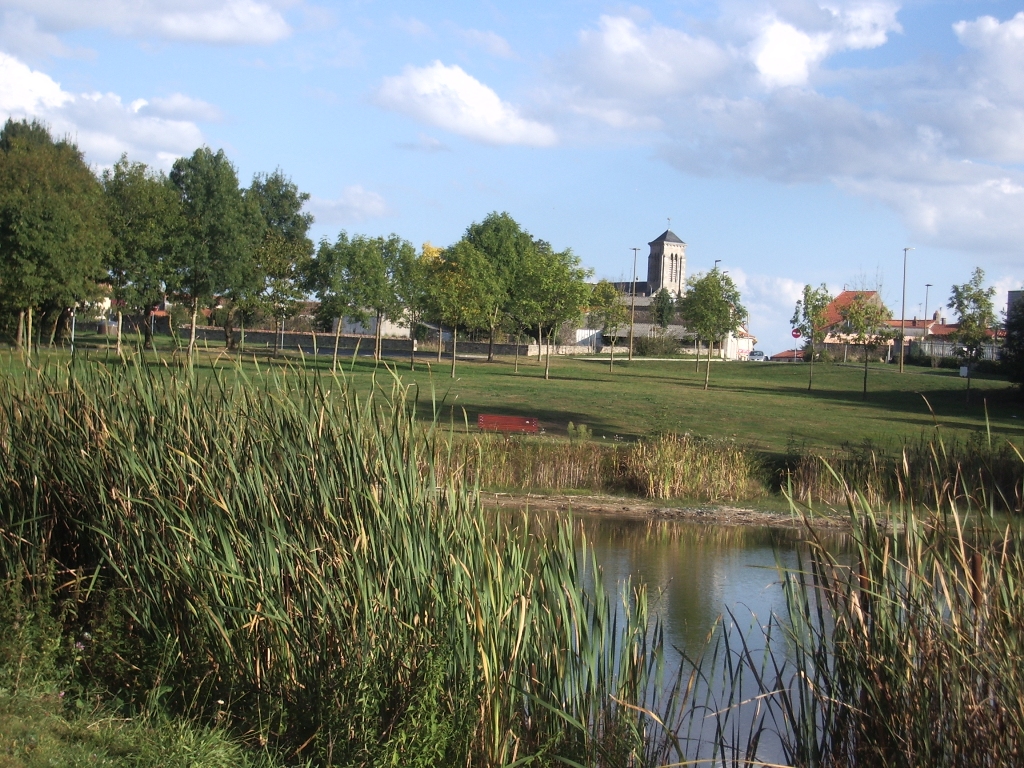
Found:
791,328 -> 802,339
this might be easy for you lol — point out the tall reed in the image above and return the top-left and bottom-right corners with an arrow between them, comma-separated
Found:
0,359 -> 701,766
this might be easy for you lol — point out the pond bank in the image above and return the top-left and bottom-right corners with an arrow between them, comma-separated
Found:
484,490 -> 851,530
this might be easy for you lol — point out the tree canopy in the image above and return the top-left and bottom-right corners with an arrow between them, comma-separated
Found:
791,283 -> 834,390
677,269 -> 746,389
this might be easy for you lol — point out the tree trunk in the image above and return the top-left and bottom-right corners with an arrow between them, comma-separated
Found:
143,309 -> 154,350
863,346 -> 869,399
450,326 -> 457,378
966,365 -> 972,405
116,310 -> 123,356
409,324 -> 415,371
437,327 -> 443,362
26,307 -> 33,364
15,310 -> 24,351
487,326 -> 495,362
273,318 -> 280,356
695,340 -> 700,372
514,333 -> 520,373
189,299 -> 199,357
537,324 -> 543,361
544,331 -> 552,380
223,310 -> 236,351
609,338 -> 615,372
807,341 -> 814,391
239,318 -> 246,355
332,318 -> 342,373
375,311 -> 383,361
704,341 -> 712,390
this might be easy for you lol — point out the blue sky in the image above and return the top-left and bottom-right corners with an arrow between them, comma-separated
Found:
1,0 -> 1022,353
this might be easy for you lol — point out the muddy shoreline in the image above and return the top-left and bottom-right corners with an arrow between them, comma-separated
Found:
483,491 -> 849,530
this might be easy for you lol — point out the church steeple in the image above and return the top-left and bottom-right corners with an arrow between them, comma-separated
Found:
647,230 -> 687,296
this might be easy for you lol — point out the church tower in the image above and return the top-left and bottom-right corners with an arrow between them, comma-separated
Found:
647,230 -> 686,296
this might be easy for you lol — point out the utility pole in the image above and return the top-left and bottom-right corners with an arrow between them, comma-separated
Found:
628,247 -> 639,361
899,247 -> 914,372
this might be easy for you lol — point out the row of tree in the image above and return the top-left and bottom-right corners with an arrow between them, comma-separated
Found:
0,119 -> 600,379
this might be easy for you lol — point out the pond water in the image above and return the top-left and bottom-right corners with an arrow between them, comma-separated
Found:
576,513 -> 847,764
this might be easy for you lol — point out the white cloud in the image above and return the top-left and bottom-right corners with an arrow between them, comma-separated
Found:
728,268 -> 806,352
548,7 -> 1024,254
458,29 -> 514,59
751,3 -> 900,87
572,15 -> 730,98
752,21 -> 830,87
309,186 -> 390,224
0,10 -> 79,60
0,52 -> 207,168
376,61 -> 556,147
0,51 -> 71,112
0,0 -> 290,45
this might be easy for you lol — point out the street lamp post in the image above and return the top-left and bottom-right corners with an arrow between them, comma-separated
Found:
628,247 -> 639,362
924,283 -> 932,324
899,247 -> 914,373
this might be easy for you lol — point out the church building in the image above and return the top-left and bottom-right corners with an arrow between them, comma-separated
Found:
612,230 -> 687,297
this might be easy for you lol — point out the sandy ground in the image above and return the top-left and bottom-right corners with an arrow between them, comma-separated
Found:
483,491 -> 849,530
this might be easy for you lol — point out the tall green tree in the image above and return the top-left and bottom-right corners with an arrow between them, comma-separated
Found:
242,171 -> 314,353
651,288 -> 675,333
677,269 -> 746,390
464,212 -> 539,362
948,268 -> 996,403
590,280 -> 628,372
0,119 -> 109,358
169,147 -> 263,356
366,235 -> 416,362
791,283 -> 834,391
1004,298 -> 1024,388
839,292 -> 893,399
395,243 -> 432,370
424,240 -> 498,378
102,155 -> 184,353
534,244 -> 591,380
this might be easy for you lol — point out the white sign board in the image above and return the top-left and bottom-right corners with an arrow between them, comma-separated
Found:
959,366 -> 969,378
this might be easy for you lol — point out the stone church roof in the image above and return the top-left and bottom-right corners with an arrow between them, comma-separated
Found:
649,230 -> 685,245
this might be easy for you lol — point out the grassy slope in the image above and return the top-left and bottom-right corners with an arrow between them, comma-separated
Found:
6,340 -> 1023,453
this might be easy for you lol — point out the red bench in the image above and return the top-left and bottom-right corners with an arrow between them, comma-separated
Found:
477,414 -> 539,433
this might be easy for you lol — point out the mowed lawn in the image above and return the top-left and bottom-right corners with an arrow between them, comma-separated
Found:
6,341 -> 1024,453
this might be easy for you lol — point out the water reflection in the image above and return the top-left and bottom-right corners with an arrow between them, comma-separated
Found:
579,518 -> 813,656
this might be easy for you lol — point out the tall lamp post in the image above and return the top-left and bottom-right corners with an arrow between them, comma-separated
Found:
628,247 -> 639,362
924,283 -> 932,324
899,246 -> 914,373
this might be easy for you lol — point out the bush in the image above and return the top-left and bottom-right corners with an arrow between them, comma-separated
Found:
633,335 -> 680,356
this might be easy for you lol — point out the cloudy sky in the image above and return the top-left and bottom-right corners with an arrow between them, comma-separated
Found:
1,0 -> 1022,352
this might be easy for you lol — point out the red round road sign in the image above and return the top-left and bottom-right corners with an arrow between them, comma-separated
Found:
791,328 -> 802,339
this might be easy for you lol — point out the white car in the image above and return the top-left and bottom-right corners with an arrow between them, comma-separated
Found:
748,350 -> 766,361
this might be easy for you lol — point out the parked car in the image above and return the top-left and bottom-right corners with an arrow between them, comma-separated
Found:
748,350 -> 766,361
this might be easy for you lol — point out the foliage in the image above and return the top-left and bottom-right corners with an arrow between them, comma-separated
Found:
242,170 -> 314,343
0,362 -> 689,767
839,291 -> 893,397
948,267 -> 996,364
1005,297 -> 1024,387
169,147 -> 264,351
651,288 -> 675,331
102,156 -> 184,348
791,282 -> 834,390
0,119 -> 110,344
633,335 -> 679,356
677,269 -> 746,388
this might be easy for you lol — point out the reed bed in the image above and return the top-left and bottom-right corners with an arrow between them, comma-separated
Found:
441,432 -> 769,502
787,436 -> 1024,512
0,360 -> 698,767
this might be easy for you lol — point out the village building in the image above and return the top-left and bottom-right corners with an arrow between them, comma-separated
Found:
595,229 -> 755,360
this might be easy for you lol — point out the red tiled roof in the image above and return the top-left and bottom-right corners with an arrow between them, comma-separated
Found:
820,291 -> 885,328
771,349 -> 803,361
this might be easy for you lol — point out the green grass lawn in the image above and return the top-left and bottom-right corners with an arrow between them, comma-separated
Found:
5,338 -> 1023,453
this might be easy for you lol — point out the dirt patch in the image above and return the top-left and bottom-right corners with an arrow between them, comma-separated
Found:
484,491 -> 849,531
